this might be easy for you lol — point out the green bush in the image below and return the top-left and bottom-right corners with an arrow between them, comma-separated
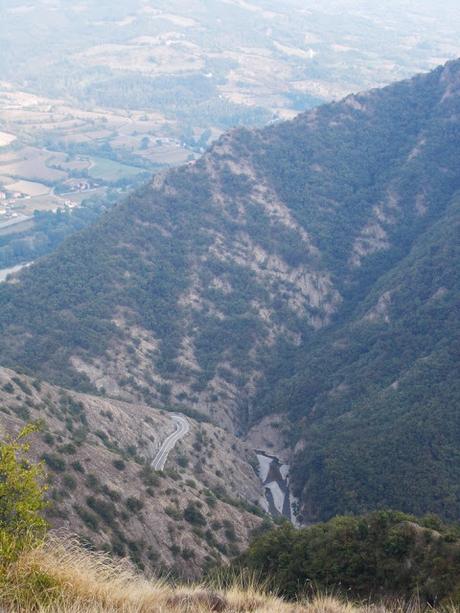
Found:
71,460 -> 85,473
125,497 -> 143,514
85,474 -> 100,491
112,458 -> 126,471
42,432 -> 55,446
0,423 -> 48,565
237,511 -> 460,605
86,496 -> 118,525
139,465 -> 160,486
164,506 -> 182,521
62,474 -> 77,491
75,505 -> 99,531
42,453 -> 66,472
183,503 -> 206,527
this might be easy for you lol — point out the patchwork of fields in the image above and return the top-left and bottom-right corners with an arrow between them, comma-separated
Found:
0,0 -> 459,244
0,85 -> 197,220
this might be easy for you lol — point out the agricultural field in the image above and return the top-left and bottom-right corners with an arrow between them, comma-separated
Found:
0,0 -> 459,265
2,0 -> 460,126
0,131 -> 16,147
0,85 -> 193,220
5,180 -> 51,197
87,157 -> 148,182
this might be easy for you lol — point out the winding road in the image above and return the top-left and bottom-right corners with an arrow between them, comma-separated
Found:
151,415 -> 190,471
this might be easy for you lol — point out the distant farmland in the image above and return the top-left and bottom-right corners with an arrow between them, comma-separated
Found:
0,131 -> 16,147
87,157 -> 145,182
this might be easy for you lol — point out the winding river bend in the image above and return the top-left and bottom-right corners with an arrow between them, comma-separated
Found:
255,450 -> 299,526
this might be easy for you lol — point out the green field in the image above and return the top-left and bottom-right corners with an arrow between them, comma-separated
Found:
88,157 -> 144,182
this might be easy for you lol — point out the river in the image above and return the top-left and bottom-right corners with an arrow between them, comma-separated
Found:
255,450 -> 300,526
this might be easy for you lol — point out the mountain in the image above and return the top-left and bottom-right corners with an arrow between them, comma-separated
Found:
0,367 -> 264,577
0,59 -> 459,522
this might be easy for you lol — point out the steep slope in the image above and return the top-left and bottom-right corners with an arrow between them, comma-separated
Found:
276,196 -> 460,521
0,60 -> 459,520
0,368 -> 264,577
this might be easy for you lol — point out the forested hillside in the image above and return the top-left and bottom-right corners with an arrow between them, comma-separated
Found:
262,193 -> 460,521
236,511 -> 460,606
0,59 -> 459,521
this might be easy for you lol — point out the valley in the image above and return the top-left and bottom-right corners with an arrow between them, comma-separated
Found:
2,0 -> 460,273
0,2 -> 459,607
0,58 -> 458,529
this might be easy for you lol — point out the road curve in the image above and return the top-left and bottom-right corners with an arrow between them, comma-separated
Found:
151,415 -> 190,471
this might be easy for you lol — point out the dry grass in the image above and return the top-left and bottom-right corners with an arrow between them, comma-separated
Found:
0,535 -> 457,613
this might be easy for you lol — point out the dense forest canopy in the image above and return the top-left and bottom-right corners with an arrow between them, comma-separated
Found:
235,511 -> 460,606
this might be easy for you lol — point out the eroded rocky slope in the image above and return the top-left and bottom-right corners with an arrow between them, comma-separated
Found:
0,367 -> 264,577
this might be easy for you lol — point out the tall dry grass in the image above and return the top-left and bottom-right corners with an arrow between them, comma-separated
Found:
0,535 -> 457,612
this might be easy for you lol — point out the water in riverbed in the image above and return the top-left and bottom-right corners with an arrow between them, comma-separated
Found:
255,450 -> 300,526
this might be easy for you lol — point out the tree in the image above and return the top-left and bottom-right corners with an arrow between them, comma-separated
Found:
0,423 -> 48,565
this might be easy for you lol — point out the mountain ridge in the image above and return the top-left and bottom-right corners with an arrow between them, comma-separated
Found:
0,58 -> 459,521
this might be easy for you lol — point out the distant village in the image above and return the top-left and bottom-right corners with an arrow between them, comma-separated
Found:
0,177 -> 101,231
0,187 -> 31,230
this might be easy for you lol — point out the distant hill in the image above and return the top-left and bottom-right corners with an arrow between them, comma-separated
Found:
0,59 -> 459,522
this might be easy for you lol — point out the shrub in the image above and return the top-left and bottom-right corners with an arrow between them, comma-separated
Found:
112,458 -> 126,471
86,496 -> 118,525
139,465 -> 160,486
0,423 -> 48,565
177,455 -> 189,468
12,377 -> 32,396
75,505 -> 99,531
85,474 -> 100,491
225,525 -> 238,542
183,503 -> 206,527
62,474 -> 77,491
165,506 -> 183,521
126,497 -> 143,514
71,460 -> 85,473
42,432 -> 55,446
57,443 -> 77,455
101,485 -> 121,502
181,547 -> 195,560
14,405 -> 31,421
42,453 -> 66,472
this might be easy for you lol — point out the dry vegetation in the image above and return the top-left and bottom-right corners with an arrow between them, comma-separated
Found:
2,534 -> 457,613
